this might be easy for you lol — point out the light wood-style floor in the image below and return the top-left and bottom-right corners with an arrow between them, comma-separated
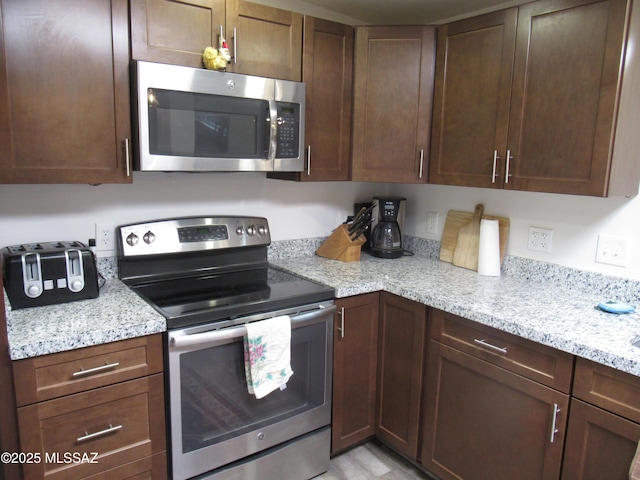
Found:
315,441 -> 430,480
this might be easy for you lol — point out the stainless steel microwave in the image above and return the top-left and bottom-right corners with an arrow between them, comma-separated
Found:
132,61 -> 305,172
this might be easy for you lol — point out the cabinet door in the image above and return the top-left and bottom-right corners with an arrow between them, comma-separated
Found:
376,293 -> 426,459
506,0 -> 629,195
352,26 -> 436,183
562,398 -> 640,480
331,293 -> 379,454
0,0 -> 132,184
226,0 -> 302,81
421,342 -> 568,480
268,17 -> 353,182
428,9 -> 517,188
131,0 -> 225,68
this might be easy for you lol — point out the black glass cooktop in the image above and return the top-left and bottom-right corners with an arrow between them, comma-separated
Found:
129,267 -> 334,329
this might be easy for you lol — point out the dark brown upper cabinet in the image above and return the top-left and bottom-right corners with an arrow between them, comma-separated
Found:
351,26 -> 436,183
131,0 -> 303,81
0,0 -> 132,184
429,0 -> 640,196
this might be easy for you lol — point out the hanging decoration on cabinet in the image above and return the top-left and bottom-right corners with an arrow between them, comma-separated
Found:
203,34 -> 231,71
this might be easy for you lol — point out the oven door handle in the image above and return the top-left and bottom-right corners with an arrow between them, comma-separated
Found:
170,305 -> 336,349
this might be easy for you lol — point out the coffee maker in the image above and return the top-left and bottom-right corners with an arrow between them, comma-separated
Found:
370,196 -> 406,258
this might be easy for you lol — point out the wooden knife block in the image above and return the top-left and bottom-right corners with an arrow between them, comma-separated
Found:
316,224 -> 366,262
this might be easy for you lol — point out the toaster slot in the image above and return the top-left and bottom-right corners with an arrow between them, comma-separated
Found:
21,252 -> 43,298
65,249 -> 85,293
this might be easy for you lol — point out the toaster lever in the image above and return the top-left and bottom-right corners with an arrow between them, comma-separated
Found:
21,252 -> 43,298
65,249 -> 85,293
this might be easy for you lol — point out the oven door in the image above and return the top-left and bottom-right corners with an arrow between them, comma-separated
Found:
167,302 -> 334,480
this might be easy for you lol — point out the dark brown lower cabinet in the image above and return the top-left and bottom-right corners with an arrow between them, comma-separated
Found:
562,398 -> 640,479
331,293 -> 379,454
421,341 -> 568,480
376,293 -> 426,459
561,357 -> 640,479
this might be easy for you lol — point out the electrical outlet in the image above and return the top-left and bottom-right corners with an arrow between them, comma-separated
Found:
95,223 -> 116,252
426,212 -> 439,235
528,227 -> 553,253
595,234 -> 631,267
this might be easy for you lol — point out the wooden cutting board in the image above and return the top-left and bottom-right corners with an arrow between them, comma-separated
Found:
439,208 -> 510,266
452,204 -> 484,270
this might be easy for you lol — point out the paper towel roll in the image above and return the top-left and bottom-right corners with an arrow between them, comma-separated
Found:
478,219 -> 501,276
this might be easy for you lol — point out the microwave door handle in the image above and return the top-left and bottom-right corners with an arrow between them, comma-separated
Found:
268,100 -> 278,160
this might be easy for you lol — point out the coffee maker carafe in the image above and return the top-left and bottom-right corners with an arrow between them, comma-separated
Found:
370,196 -> 406,258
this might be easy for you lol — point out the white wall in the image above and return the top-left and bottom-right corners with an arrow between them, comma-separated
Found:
0,172 -> 385,253
393,183 -> 640,280
2,174 -> 639,280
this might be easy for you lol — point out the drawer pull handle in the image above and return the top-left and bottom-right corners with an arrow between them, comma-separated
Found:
77,423 -> 122,443
473,338 -> 507,354
72,361 -> 120,378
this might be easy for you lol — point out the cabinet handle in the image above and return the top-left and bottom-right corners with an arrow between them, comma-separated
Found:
124,138 -> 131,177
77,423 -> 122,443
505,150 -> 513,184
419,149 -> 424,178
232,27 -> 238,64
337,307 -> 345,338
473,338 -> 507,354
491,150 -> 500,183
72,361 -> 120,378
549,403 -> 560,443
307,145 -> 311,176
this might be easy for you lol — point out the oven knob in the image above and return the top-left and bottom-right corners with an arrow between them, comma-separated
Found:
257,432 -> 265,442
246,225 -> 256,236
257,225 -> 268,236
143,231 -> 156,244
126,233 -> 139,246
236,226 -> 244,235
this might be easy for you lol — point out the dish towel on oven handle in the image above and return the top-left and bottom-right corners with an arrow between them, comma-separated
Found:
243,315 -> 293,399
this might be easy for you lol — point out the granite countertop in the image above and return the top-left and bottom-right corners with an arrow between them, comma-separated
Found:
270,253 -> 640,377
5,278 -> 165,360
5,251 -> 640,379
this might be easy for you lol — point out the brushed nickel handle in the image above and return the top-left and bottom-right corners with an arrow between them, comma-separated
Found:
492,150 -> 499,183
473,338 -> 507,354
419,149 -> 424,178
72,361 -> 120,378
549,403 -> 560,443
337,307 -> 345,339
232,27 -> 238,64
77,423 -> 122,443
505,149 -> 513,184
124,138 -> 131,177
307,145 -> 311,176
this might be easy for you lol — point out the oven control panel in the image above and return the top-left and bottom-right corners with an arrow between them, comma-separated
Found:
118,216 -> 270,256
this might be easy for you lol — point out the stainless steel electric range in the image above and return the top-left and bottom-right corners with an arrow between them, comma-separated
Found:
117,216 -> 335,480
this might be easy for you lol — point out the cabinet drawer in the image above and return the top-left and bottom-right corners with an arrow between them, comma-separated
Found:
573,357 -> 640,424
84,452 -> 167,480
18,374 -> 165,480
13,334 -> 164,406
429,309 -> 573,392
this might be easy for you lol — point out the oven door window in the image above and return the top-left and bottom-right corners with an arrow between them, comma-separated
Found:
179,321 -> 326,454
147,88 -> 270,159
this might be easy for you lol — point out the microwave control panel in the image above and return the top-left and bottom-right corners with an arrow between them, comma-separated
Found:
275,102 -> 300,158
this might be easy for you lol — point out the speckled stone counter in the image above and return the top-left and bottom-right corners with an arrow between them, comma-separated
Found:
5,278 -> 165,360
270,253 -> 640,377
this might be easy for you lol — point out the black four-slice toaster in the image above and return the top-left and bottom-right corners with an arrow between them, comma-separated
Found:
2,241 -> 99,309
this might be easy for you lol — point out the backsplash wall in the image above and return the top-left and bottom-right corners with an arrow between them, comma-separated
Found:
0,172 -> 639,281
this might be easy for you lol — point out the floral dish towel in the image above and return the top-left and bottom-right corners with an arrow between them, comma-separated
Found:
243,315 -> 293,399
